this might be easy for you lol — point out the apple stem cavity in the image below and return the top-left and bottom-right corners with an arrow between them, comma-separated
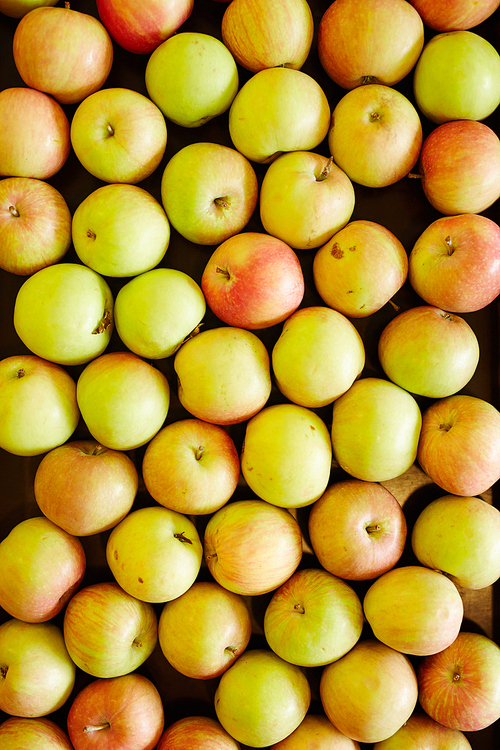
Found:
174,531 -> 193,544
8,205 -> 19,218
83,722 -> 111,733
92,310 -> 112,335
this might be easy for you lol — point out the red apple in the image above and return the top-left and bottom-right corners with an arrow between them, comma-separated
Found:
408,0 -> 500,31
0,717 -> 73,750
157,716 -> 240,750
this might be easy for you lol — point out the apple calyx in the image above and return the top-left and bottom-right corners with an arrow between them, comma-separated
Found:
86,229 -> 96,240
361,75 -> 380,85
13,367 -> 25,379
92,310 -> 113,335
317,156 -> 334,182
83,721 -> 111,733
174,531 -> 193,544
8,205 -> 19,218
0,664 -> 8,679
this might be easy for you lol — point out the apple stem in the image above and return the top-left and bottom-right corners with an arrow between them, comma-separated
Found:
214,196 -> 230,209
215,266 -> 231,280
8,205 -> 19,217
293,603 -> 305,614
174,531 -> 193,544
106,123 -> 115,137
317,156 -> 334,182
195,446 -> 205,461
366,523 -> 382,534
224,645 -> 238,656
445,235 -> 454,255
408,172 -> 423,179
388,299 -> 400,312
83,722 -> 111,733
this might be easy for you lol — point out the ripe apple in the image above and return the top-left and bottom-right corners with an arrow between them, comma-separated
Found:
328,84 -> 422,188
113,268 -> 206,359
269,714 -> 361,750
0,515 -> 86,623
408,0 -> 500,31
0,0 -> 58,18
363,565 -> 464,656
417,394 -> 500,496
204,499 -> 303,596
372,710 -> 472,749
330,377 -> 422,482
13,262 -> 114,367
318,0 -> 424,89
0,87 -> 70,180
174,326 -> 271,425
160,141 -> 258,245
240,402 -> 332,509
0,177 -> 71,275
271,306 -> 365,408
0,354 -> 80,457
259,151 -> 355,250
72,183 -> 170,278
76,351 -> 170,451
0,618 -> 75,718
142,418 -> 240,515
201,232 -> 305,329
228,66 -> 331,164
308,479 -> 407,581
145,32 -> 238,127
408,213 -> 500,313
157,580 -> 252,679
157,716 -> 240,750
313,219 -> 408,318
70,87 -> 167,184
63,581 -> 158,678
221,0 -> 314,72
320,639 -> 418,744
106,505 -> 203,603
0,717 -> 73,750
214,648 -> 311,747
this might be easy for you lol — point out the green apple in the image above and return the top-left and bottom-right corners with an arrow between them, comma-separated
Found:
268,714 -> 361,749
372,712 -> 472,750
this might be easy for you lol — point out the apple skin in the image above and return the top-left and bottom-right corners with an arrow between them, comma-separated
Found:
0,177 -> 71,275
221,0 -> 314,72
0,87 -> 70,180
372,710 -> 472,749
408,0 -> 500,31
417,394 -> 500,496
320,639 -> 418,744
201,232 -> 305,330
204,499 -> 303,596
269,714 -> 361,750
409,213 -> 500,313
363,565 -> 464,657
0,515 -> 86,623
0,354 -> 80,457
157,716 -> 241,750
214,648 -> 311,748
158,580 -> 252,680
0,618 -> 75,718
318,0 -> 424,89
66,673 -> 165,750
0,717 -> 73,750
308,479 -> 407,581
313,219 -> 408,318
142,418 -> 240,516
418,632 -> 500,732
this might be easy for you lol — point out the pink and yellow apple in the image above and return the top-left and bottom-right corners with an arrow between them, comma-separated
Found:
0,717 -> 73,750
373,711 -> 472,749
269,714 -> 361,749
408,0 -> 500,31
157,716 -> 240,750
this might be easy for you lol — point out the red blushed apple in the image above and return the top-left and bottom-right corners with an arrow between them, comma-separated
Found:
0,717 -> 74,750
408,0 -> 500,31
201,232 -> 305,330
417,394 -> 500,496
157,716 -> 240,750
67,673 -> 165,750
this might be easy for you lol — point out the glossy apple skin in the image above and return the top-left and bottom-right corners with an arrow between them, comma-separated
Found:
270,714 -> 361,749
0,717 -> 73,750
408,0 -> 500,31
157,715 -> 241,750
372,711 -> 472,749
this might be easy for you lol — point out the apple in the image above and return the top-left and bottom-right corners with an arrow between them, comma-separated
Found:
363,565 -> 464,656
0,515 -> 86,623
95,0 -> 194,54
0,87 -> 70,180
106,505 -> 203,603
214,648 -> 311,748
12,5 -> 113,105
70,87 -> 168,184
412,119 -> 500,215
221,0 -> 314,72
240,402 -> 332,509
113,268 -> 206,359
0,618 -> 75,718
204,499 -> 303,596
372,712 -> 472,750
417,394 -> 500,496
228,66 -> 331,164
378,305 -> 480,398
259,151 -> 355,250
263,567 -> 364,667
66,673 -> 165,750
269,714 -> 361,750
160,141 -> 258,245
408,0 -> 500,31
0,0 -> 58,18
313,219 -> 408,318
318,0 -> 424,89
0,717 -> 73,750
14,262 -> 114,367
63,581 -> 158,678
201,232 -> 305,329
0,354 -> 80,457
0,177 -> 71,275
174,326 -> 271,426
72,183 -> 170,278
157,580 -> 252,679
271,306 -> 365,408
418,631 -> 500,732
330,377 -> 422,482
157,716 -> 241,750
308,479 -> 407,581
411,494 -> 500,589
142,418 -> 240,515
145,32 -> 239,127
408,213 -> 500,313
320,639 -> 418,744
328,84 -> 422,188
76,351 -> 170,451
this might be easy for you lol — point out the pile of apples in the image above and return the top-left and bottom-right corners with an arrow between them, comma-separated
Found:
1,0 -> 500,748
